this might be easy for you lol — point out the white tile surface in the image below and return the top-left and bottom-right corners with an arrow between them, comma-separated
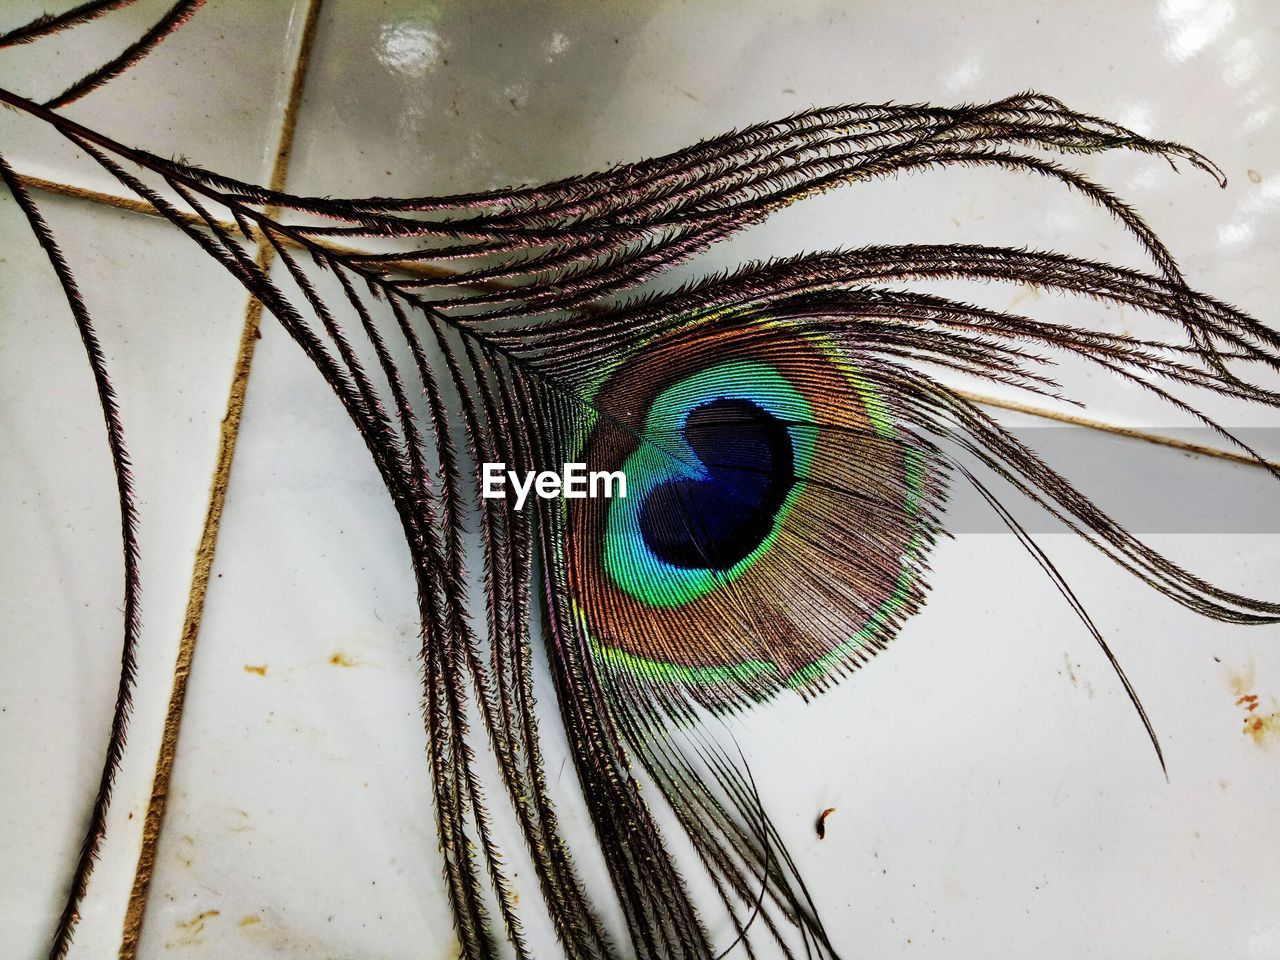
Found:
0,0 -> 310,195
2,2 -> 1279,959
739,519 -> 1280,958
0,191 -> 254,958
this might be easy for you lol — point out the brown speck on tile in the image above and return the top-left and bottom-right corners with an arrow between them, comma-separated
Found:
816,806 -> 837,839
244,664 -> 268,676
1248,169 -> 1262,183
329,652 -> 357,667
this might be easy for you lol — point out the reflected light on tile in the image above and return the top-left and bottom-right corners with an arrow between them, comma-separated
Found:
942,56 -> 982,93
376,21 -> 445,78
545,30 -> 572,63
1221,36 -> 1260,87
1117,102 -> 1154,133
1242,104 -> 1275,134
1160,0 -> 1235,61
1217,219 -> 1254,247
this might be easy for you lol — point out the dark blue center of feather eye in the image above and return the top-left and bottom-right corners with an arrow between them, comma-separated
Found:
639,399 -> 795,570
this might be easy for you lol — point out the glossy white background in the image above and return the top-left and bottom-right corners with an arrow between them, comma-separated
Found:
2,1 -> 1279,958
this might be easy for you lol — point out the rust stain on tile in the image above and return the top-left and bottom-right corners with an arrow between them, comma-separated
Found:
1245,711 -> 1280,747
238,915 -> 261,927
243,664 -> 268,676
328,652 -> 359,668
1228,664 -> 1280,748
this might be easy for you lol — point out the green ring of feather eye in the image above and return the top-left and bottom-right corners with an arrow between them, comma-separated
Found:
600,359 -> 816,608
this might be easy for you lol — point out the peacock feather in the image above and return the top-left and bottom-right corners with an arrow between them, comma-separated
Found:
2,8 -> 1279,958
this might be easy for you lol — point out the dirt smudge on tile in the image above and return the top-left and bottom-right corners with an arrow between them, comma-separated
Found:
166,909 -> 220,947
1062,653 -> 1094,698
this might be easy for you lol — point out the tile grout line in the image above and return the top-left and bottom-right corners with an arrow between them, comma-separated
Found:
17,173 -> 194,219
949,389 -> 1280,470
116,1 -> 324,956
14,178 -> 1278,471
15,169 -> 465,281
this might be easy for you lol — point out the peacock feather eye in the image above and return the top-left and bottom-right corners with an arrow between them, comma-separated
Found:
567,318 -> 937,702
636,395 -> 795,571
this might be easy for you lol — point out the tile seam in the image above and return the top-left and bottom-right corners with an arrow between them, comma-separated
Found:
949,389 -> 1280,470
116,1 -> 324,956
